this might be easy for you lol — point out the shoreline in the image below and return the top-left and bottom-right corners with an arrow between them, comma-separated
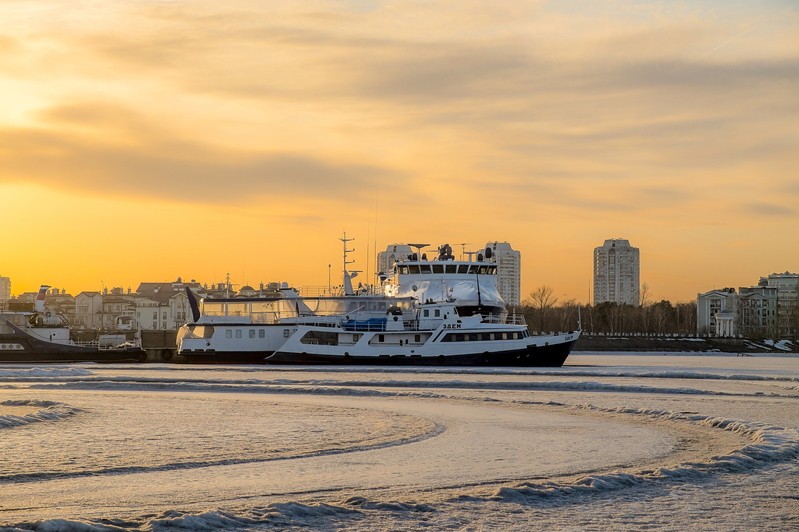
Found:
572,334 -> 797,354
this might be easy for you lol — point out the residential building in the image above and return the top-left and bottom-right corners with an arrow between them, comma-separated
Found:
134,278 -> 205,330
593,239 -> 640,306
758,272 -> 799,339
697,288 -> 738,336
738,285 -> 778,339
0,276 -> 10,305
485,241 -> 521,307
696,272 -> 798,339
44,288 -> 76,326
74,291 -> 105,329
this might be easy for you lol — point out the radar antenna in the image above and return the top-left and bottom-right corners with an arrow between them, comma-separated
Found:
458,243 -> 470,261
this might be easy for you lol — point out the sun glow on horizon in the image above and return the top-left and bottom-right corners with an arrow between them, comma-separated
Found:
1,1 -> 797,303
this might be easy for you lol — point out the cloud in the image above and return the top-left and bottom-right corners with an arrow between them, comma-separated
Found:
0,111 -> 402,205
743,202 -> 798,218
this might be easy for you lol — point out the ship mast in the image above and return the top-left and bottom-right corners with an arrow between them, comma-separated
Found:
340,233 -> 358,295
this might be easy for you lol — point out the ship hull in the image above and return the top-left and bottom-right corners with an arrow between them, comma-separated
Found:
179,350 -> 271,364
266,338 -> 577,367
0,333 -> 146,363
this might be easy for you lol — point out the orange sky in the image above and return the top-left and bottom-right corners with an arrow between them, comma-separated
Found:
1,1 -> 797,303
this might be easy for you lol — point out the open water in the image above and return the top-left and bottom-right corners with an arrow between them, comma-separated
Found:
1,353 -> 797,530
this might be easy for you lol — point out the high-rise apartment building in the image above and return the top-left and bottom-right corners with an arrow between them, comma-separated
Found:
0,276 -> 10,304
593,238 -> 640,306
485,241 -> 521,307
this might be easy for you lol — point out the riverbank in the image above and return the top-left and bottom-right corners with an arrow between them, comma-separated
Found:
573,335 -> 797,353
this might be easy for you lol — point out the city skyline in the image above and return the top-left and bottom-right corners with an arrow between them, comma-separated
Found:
1,1 -> 797,303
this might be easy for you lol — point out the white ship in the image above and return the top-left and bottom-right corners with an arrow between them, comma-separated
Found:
177,239 -> 579,366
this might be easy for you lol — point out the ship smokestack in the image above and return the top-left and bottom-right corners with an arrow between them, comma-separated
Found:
34,285 -> 50,312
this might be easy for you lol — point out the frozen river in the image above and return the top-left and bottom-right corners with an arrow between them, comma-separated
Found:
1,353 -> 797,530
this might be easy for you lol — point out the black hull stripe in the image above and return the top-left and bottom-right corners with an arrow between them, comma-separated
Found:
266,340 -> 577,367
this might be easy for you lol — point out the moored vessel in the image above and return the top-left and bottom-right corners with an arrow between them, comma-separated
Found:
0,286 -> 146,363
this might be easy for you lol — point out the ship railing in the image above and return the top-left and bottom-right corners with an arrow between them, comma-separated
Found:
479,313 -> 526,326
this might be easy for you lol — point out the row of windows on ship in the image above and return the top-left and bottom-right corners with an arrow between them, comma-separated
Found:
221,328 -> 527,342
395,264 -> 498,275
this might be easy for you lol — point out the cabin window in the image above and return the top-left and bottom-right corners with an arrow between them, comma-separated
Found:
445,265 -> 457,274
482,333 -> 491,341
283,329 -> 291,338
502,333 -> 508,340
423,309 -> 430,317
259,329 -> 265,338
249,329 -> 255,338
300,330 -> 338,345
415,334 -> 421,343
434,309 -> 441,317
378,334 -> 385,342
408,265 -> 421,274
432,264 -> 444,274
457,265 -> 469,274
399,266 -> 409,274
235,330 -> 242,339
225,330 -> 233,339
420,264 -> 432,274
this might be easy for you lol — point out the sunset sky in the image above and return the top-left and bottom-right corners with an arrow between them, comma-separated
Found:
1,1 -> 797,303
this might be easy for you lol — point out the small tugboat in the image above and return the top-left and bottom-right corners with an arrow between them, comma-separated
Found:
0,286 -> 146,363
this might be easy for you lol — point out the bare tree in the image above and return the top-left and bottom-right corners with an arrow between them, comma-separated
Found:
559,298 -> 579,332
524,286 -> 558,332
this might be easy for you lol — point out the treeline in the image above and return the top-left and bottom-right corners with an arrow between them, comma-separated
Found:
516,286 -> 697,335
